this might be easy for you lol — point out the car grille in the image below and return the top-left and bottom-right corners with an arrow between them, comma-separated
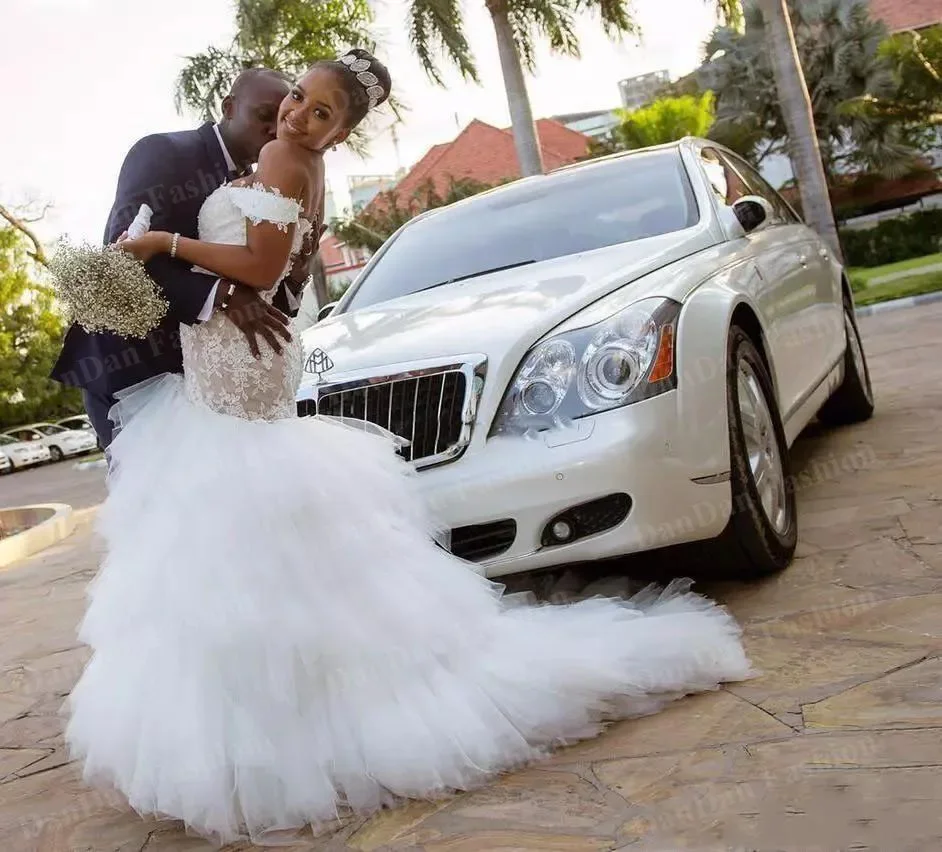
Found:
298,368 -> 470,466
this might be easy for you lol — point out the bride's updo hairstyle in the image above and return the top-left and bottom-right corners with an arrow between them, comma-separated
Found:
317,48 -> 391,128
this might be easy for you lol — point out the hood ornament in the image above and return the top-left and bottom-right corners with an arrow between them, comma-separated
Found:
303,347 -> 334,380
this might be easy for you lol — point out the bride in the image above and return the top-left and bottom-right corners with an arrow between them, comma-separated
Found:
66,49 -> 753,846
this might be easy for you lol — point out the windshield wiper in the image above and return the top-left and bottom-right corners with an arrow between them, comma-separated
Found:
415,260 -> 536,293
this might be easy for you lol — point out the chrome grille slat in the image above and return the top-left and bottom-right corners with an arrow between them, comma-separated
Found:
410,377 -> 419,452
434,374 -> 445,453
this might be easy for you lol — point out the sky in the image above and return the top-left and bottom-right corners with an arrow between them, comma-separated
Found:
1,0 -> 718,244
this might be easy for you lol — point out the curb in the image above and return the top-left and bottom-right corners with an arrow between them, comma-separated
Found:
855,290 -> 942,318
0,504 -> 76,570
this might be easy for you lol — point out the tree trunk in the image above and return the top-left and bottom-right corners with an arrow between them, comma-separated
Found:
758,0 -> 842,260
310,253 -> 328,309
486,0 -> 544,177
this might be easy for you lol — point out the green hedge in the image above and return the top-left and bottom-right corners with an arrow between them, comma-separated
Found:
854,269 -> 942,307
839,209 -> 942,268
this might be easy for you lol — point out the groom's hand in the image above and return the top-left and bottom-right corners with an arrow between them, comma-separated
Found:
218,282 -> 292,359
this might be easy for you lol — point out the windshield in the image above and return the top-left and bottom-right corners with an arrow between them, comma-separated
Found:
344,149 -> 699,311
37,425 -> 66,435
0,435 -> 16,446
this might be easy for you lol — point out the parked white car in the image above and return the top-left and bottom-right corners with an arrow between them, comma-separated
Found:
0,433 -> 52,470
0,447 -> 10,475
4,423 -> 97,462
57,414 -> 94,433
298,138 -> 873,580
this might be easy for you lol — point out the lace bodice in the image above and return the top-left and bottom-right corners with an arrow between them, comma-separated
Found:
180,184 -> 313,421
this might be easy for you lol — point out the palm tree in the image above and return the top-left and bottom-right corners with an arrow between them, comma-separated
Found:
407,0 -> 637,177
707,0 -> 845,258
757,0 -> 840,257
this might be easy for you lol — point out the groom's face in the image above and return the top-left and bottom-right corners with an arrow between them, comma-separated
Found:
223,74 -> 292,165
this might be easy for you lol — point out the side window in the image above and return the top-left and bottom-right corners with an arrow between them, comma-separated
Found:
700,148 -> 752,208
723,152 -> 800,224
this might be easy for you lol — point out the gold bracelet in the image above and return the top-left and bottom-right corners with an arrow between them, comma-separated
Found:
170,233 -> 180,258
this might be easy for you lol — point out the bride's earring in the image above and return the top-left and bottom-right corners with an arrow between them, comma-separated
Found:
331,144 -> 337,152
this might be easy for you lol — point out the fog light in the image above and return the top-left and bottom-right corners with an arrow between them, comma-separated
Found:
550,520 -> 574,542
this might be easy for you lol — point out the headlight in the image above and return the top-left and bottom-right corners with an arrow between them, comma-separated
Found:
491,297 -> 680,436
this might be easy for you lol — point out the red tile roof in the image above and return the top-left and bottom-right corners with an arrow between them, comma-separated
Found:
869,0 -> 942,31
367,118 -> 590,215
319,233 -> 367,274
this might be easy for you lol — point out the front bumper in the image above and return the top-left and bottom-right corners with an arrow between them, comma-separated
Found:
13,451 -> 49,467
416,391 -> 732,578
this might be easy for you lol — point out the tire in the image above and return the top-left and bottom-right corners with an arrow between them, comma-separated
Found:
49,445 -> 63,462
712,325 -> 798,579
817,295 -> 874,427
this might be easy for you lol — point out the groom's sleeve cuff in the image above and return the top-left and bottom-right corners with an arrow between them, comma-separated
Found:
198,280 -> 220,322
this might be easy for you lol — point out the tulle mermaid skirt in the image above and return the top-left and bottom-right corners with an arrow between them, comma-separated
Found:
65,373 -> 753,845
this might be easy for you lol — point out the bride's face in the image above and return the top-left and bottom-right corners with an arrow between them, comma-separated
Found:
278,67 -> 353,152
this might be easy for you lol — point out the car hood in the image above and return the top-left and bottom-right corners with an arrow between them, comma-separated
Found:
301,227 -> 715,379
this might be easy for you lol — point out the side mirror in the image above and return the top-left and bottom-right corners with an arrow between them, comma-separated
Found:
732,195 -> 774,234
317,302 -> 338,322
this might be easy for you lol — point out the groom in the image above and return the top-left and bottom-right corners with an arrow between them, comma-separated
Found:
52,68 -> 306,449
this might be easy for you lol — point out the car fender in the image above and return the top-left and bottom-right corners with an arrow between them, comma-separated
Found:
675,260 -> 776,482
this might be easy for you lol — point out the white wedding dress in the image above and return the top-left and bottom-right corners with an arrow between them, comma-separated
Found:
65,183 -> 753,846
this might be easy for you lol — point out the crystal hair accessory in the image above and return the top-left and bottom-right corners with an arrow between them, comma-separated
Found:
339,53 -> 385,109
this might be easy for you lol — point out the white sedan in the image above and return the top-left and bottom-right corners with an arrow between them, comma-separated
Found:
298,138 -> 873,579
0,433 -> 52,471
57,414 -> 94,433
4,423 -> 98,462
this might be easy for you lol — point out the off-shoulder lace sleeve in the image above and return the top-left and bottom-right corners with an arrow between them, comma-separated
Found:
226,184 -> 303,233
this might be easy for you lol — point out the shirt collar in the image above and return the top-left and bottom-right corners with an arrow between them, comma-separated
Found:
213,124 -> 238,174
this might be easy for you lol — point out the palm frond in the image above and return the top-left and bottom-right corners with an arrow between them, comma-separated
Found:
710,0 -> 744,32
408,0 -> 478,84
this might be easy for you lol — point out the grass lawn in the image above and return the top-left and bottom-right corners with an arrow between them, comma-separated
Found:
854,269 -> 942,307
850,253 -> 942,285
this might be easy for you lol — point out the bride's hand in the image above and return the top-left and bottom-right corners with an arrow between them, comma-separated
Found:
116,231 -> 171,264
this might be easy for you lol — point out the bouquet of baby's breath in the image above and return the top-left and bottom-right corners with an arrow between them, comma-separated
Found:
49,241 -> 169,338
48,206 -> 168,339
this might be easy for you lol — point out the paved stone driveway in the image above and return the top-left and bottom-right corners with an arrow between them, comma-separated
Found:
2,304 -> 941,851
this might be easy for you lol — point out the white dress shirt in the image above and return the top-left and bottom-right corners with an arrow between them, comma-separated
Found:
195,125 -> 239,321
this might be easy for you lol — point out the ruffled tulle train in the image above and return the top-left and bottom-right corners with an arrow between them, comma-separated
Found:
65,374 -> 753,845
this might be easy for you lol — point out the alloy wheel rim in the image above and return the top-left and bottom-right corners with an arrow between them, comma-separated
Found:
737,361 -> 789,535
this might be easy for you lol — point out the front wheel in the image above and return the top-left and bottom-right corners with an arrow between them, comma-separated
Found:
817,296 -> 874,427
712,326 -> 797,579
48,446 -> 63,462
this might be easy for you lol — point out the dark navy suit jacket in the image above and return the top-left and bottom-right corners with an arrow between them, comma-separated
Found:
51,122 -> 295,397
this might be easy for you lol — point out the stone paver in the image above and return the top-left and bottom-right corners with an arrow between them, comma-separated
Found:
2,304 -> 942,850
